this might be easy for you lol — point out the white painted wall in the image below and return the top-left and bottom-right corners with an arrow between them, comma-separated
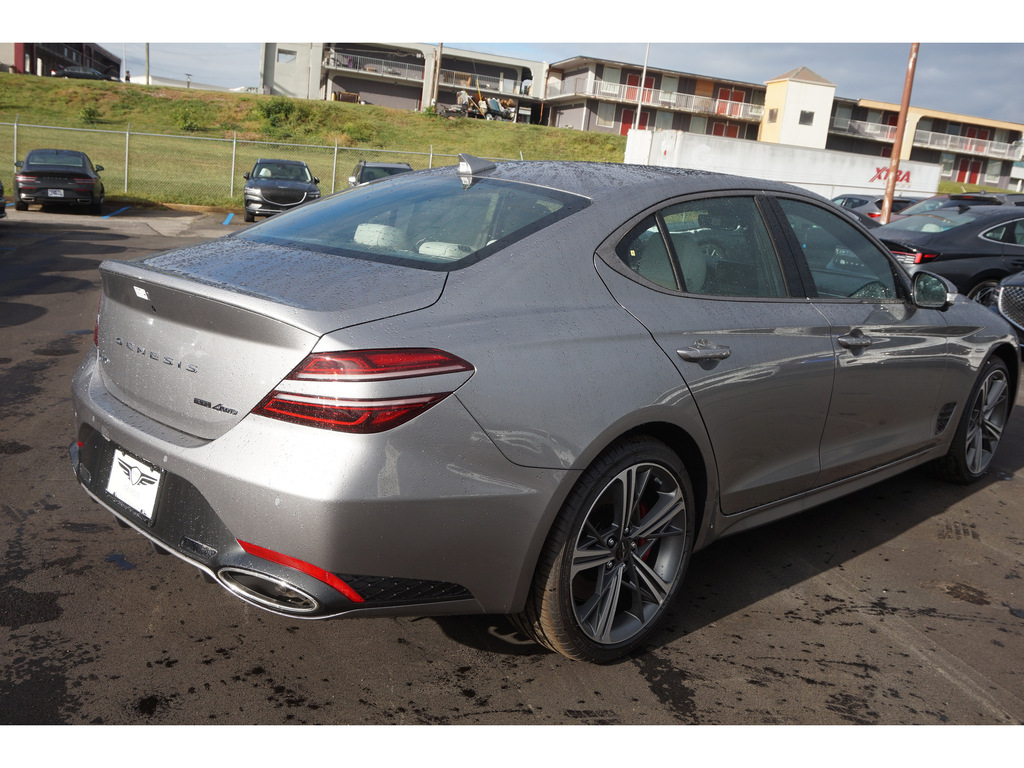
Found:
626,129 -> 941,200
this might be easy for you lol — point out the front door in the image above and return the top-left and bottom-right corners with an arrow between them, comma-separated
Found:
773,197 -> 950,484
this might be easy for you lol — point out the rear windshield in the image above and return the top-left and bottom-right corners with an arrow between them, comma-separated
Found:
27,151 -> 85,168
880,210 -> 991,234
237,173 -> 590,270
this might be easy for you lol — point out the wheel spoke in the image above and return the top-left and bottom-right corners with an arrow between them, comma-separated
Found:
571,541 -> 613,579
627,551 -> 672,607
632,490 -> 686,540
577,566 -> 624,644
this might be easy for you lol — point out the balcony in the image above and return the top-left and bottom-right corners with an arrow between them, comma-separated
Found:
437,68 -> 529,96
829,117 -> 899,142
912,128 -> 1024,161
830,118 -> 1024,161
324,51 -> 425,83
548,76 -> 764,121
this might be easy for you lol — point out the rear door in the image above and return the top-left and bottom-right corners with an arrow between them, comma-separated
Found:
596,193 -> 836,515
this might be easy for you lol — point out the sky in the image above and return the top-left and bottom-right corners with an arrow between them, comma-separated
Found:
13,5 -> 1024,124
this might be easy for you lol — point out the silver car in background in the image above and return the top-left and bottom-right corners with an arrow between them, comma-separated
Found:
71,156 -> 1018,662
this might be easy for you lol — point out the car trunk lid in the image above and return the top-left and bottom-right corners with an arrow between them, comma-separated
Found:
96,238 -> 446,439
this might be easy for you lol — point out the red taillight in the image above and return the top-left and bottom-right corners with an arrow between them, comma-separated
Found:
252,348 -> 474,433
914,253 -> 938,264
255,392 -> 447,433
15,174 -> 36,185
236,539 -> 364,603
868,212 -> 881,218
290,349 -> 473,381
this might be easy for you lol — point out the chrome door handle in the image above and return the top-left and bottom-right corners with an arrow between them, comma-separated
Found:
838,333 -> 873,349
677,341 -> 732,362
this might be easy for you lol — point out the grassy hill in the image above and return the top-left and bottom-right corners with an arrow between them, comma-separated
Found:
0,72 -> 625,162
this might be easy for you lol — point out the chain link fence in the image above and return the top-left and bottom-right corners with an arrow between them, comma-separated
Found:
1,121 -> 519,209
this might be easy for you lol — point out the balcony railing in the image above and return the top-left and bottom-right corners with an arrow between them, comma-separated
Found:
829,117 -> 900,142
437,68 -> 527,96
548,76 -> 763,121
912,128 -> 1024,161
830,118 -> 1024,161
324,51 -> 425,83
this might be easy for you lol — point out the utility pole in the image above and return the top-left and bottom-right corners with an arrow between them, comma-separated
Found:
633,43 -> 650,131
145,43 -> 150,86
880,43 -> 920,224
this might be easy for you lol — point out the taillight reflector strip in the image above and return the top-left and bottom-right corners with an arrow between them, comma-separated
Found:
254,391 -> 448,433
289,348 -> 473,382
237,539 -> 364,603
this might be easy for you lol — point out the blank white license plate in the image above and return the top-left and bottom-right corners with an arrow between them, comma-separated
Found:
47,188 -> 65,197
105,448 -> 162,520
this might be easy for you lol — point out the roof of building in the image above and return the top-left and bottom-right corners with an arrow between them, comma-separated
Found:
765,67 -> 835,87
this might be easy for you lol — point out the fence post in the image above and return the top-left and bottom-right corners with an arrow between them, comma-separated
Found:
230,132 -> 237,197
332,138 -> 338,194
13,115 -> 18,167
124,124 -> 130,194
429,145 -> 433,168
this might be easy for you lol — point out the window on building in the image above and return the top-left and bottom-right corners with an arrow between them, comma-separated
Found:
596,102 -> 615,128
277,49 -> 297,64
941,153 -> 955,177
768,108 -> 778,124
985,159 -> 1003,185
799,111 -> 814,126
601,67 -> 620,95
654,110 -> 673,131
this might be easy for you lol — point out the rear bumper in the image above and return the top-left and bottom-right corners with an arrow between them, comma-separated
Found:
71,351 -> 569,619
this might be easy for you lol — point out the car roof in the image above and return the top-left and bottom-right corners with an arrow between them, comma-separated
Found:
422,160 -> 808,209
27,148 -> 88,157
255,158 -> 308,166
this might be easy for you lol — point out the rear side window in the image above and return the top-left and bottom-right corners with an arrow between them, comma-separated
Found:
239,174 -> 589,271
778,199 -> 900,300
615,196 -> 788,298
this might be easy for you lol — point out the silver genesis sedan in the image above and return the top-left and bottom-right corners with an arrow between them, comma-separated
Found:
71,156 -> 1019,662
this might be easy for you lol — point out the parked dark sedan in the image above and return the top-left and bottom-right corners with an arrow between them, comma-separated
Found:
70,156 -> 1018,662
14,148 -> 105,214
996,271 -> 1024,346
875,206 -> 1024,306
243,158 -> 321,222
348,160 -> 414,187
831,193 -> 926,222
888,192 -> 1024,222
51,65 -> 119,81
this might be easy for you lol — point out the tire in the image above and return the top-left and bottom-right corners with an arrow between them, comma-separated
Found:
935,356 -> 1011,484
967,279 -> 1000,307
243,210 -> 255,223
14,200 -> 28,211
515,436 -> 695,662
90,197 -> 102,216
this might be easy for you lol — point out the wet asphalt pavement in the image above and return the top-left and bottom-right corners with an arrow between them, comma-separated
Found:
1,205 -> 1023,730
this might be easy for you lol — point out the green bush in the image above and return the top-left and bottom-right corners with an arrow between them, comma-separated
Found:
79,105 -> 101,124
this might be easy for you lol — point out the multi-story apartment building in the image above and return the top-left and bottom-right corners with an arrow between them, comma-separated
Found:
261,43 -> 547,122
0,43 -> 121,79
543,55 -> 765,140
269,43 -> 1024,191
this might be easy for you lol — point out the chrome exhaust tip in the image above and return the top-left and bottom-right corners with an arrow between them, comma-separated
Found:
217,567 -> 320,614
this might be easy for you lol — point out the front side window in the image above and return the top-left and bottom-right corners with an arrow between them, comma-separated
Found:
238,174 -> 589,271
614,196 -> 788,298
778,199 -> 900,300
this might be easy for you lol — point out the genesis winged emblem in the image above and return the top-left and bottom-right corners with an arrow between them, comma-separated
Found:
117,457 -> 158,487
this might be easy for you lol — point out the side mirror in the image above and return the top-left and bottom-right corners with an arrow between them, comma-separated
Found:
912,271 -> 957,311
313,177 -> 320,184
243,172 -> 250,180
15,160 -> 23,168
348,176 -> 358,185
94,165 -> 104,172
